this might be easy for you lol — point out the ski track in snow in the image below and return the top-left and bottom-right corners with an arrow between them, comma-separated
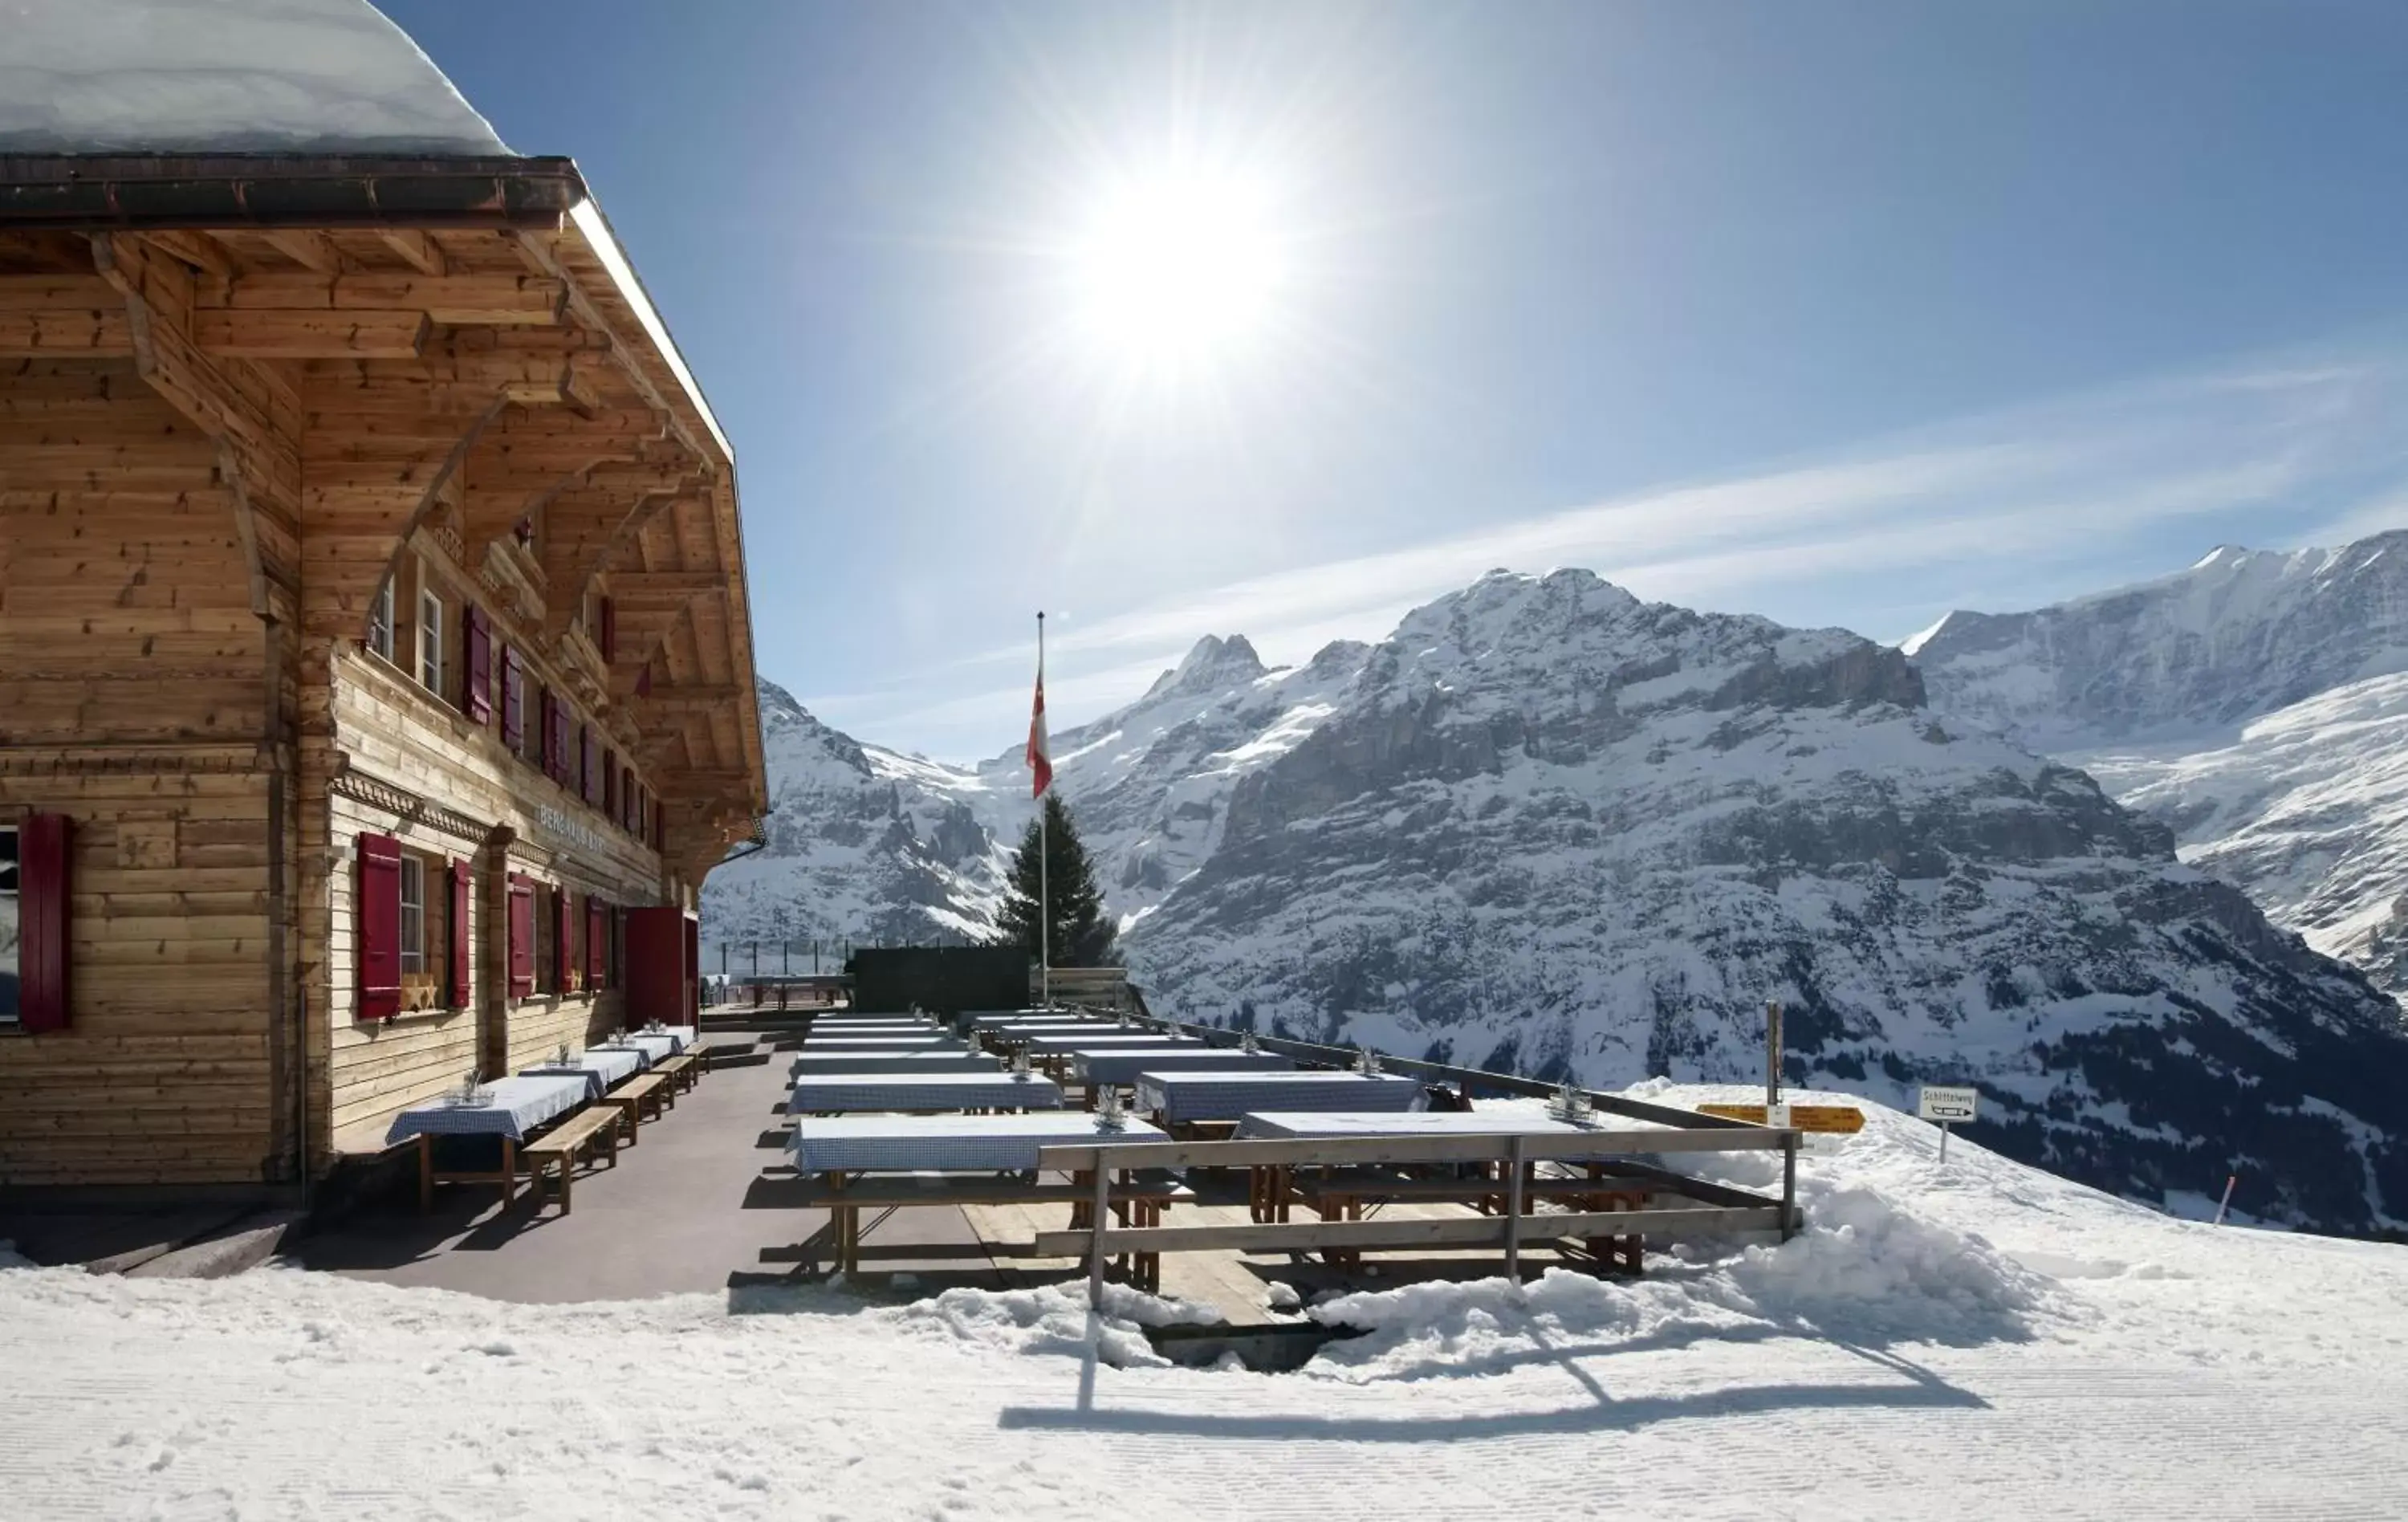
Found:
4,1087 -> 2406,1520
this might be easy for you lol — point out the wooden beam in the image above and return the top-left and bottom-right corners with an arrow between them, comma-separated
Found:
261,230 -> 342,275
0,275 -> 119,310
0,309 -> 130,356
608,571 -> 726,597
375,229 -> 448,277
194,309 -> 430,359
515,230 -> 714,468
637,686 -> 746,712
144,230 -> 241,280
197,273 -> 567,326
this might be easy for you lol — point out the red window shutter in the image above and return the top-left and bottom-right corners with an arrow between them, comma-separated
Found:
18,812 -> 72,1032
356,832 -> 402,1022
501,645 -> 524,751
580,725 -> 599,806
506,873 -> 535,998
603,748 -> 618,818
446,859 -> 473,1008
466,606 -> 494,723
586,897 -> 607,984
598,596 -> 616,664
552,887 -> 574,991
622,769 -> 636,832
549,696 -> 571,787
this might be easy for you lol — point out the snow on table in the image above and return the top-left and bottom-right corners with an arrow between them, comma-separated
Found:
382,1074 -> 589,1145
1073,1048 -> 1295,1083
789,1052 -> 1005,1076
1135,1071 -> 1426,1125
517,1047 -> 645,1101
1234,1109 -> 1597,1139
0,0 -> 511,153
787,1071 -> 1064,1115
788,1112 -> 1167,1174
1025,1033 -> 1204,1057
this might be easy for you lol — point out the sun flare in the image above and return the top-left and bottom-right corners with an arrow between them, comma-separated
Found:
1068,170 -> 1287,372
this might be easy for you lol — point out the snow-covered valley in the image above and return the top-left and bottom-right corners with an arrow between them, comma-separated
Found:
6,1088 -> 2406,1520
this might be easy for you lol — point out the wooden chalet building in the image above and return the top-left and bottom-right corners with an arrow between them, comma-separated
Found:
0,143 -> 769,1193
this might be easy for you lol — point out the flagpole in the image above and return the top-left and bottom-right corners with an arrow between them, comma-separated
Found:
1037,610 -> 1050,1009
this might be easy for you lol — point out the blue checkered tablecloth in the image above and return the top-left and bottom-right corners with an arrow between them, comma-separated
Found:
788,1113 -> 1169,1174
1136,1072 -> 1426,1125
791,1052 -> 1005,1076
787,1071 -> 1064,1114
384,1074 -> 590,1145
519,1046 -> 645,1100
1072,1048 -> 1294,1083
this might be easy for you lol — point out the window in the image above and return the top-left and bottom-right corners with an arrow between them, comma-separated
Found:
418,588 -> 444,693
397,854 -> 425,975
367,580 -> 395,661
0,825 -> 18,1023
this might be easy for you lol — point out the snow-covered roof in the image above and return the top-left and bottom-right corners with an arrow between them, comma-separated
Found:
0,0 -> 509,156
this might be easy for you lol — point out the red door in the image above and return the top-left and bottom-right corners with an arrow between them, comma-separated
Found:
624,906 -> 694,1026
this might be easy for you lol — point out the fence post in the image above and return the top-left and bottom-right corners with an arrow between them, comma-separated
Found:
1780,1135 -> 1798,1241
1087,1150 -> 1112,1308
1503,1134 -> 1526,1281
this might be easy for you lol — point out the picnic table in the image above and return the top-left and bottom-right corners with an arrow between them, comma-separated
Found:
519,1046 -> 646,1100
801,1034 -> 962,1049
787,1070 -> 1064,1114
790,1052 -> 1005,1076
383,1074 -> 591,1212
1231,1108 -> 1653,1265
1071,1048 -> 1293,1084
786,1113 -> 1178,1285
594,1032 -> 685,1068
1136,1070 -> 1426,1128
1023,1032 -> 1202,1058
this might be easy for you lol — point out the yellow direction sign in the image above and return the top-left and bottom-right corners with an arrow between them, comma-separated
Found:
1697,1102 -> 1866,1134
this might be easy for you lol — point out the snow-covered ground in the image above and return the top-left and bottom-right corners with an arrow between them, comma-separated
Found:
5,1085 -> 2406,1519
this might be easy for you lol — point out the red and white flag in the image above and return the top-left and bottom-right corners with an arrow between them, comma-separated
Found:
1026,666 -> 1052,798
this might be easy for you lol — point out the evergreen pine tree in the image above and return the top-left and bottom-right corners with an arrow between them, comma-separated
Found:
990,793 -> 1119,967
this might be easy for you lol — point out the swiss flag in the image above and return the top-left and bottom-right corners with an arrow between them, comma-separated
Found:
1026,668 -> 1051,799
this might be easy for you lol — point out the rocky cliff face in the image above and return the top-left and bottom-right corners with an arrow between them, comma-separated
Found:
700,682 -> 1010,949
1122,569 -> 2408,1235
1911,531 -> 2408,1005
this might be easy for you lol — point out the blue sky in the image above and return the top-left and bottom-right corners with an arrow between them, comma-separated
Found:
383,0 -> 2408,760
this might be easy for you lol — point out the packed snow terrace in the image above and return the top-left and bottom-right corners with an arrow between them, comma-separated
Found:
0,51 -> 767,1188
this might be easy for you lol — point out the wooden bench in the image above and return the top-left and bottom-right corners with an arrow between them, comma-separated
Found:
1291,1167 -> 1653,1272
788,1169 -> 1192,1292
653,1052 -> 698,1096
520,1106 -> 623,1214
599,1072 -> 670,1142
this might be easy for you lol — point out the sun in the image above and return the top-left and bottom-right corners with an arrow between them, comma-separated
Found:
1068,169 -> 1287,374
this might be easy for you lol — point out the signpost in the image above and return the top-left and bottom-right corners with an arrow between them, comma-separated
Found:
1698,1102 -> 1865,1134
1917,1084 -> 1979,1162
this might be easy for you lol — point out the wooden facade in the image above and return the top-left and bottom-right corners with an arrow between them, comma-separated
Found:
0,158 -> 767,1192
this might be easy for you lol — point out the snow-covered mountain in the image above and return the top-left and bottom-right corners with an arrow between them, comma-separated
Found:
1903,534 -> 2408,751
700,682 -> 1009,947
702,637 -> 1373,947
961,634 -> 1372,919
1910,531 -> 2408,1004
711,564 -> 2408,1234
1118,569 -> 2408,1235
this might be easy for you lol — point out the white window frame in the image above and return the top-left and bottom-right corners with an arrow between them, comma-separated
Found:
397,854 -> 425,976
0,824 -> 18,1025
367,581 -> 395,661
419,588 -> 445,693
